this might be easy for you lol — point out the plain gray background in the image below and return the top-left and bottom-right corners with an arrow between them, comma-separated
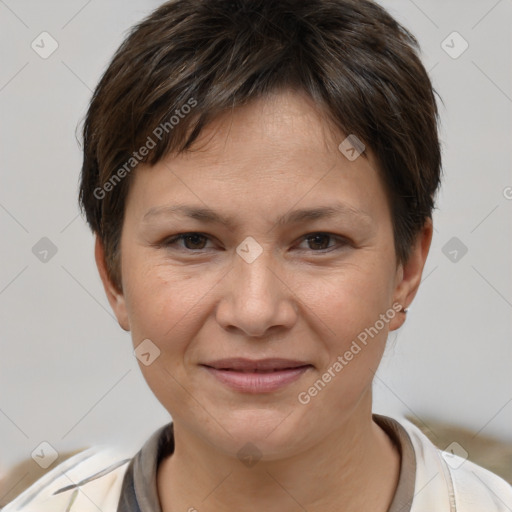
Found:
0,0 -> 511,479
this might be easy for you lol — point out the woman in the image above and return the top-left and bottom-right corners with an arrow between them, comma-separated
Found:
4,0 -> 511,510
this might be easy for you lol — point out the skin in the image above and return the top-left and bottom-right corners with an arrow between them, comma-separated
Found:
96,89 -> 433,512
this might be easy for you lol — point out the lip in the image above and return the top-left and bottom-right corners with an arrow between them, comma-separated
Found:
202,358 -> 311,371
200,358 -> 313,393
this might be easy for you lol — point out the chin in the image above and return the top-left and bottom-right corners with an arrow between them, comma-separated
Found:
203,407 -> 307,461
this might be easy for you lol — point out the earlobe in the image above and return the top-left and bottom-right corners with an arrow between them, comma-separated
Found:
388,218 -> 433,331
94,236 -> 130,331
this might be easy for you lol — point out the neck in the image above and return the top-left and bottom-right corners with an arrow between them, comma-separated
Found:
157,397 -> 400,512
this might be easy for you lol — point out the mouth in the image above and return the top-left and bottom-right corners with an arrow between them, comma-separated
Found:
200,358 -> 313,393
202,358 -> 312,371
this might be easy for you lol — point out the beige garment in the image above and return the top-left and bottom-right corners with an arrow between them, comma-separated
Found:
3,414 -> 512,511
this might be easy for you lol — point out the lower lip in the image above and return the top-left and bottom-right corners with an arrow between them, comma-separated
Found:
202,365 -> 311,393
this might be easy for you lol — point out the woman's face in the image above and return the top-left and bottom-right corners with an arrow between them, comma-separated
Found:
100,90 -> 427,459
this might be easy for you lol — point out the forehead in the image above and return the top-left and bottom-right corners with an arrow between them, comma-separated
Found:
179,89 -> 364,173
125,90 -> 389,225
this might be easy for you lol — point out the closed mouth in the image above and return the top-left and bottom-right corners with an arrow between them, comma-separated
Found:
205,365 -> 311,373
201,358 -> 313,373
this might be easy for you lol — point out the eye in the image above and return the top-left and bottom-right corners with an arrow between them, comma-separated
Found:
297,232 -> 348,252
161,232 -> 213,251
159,232 -> 349,253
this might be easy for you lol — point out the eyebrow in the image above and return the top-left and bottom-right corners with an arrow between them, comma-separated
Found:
142,202 -> 372,229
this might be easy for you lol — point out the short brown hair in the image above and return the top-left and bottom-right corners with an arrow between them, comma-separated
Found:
79,0 -> 442,291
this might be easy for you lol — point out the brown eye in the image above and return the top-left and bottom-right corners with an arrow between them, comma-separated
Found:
298,233 -> 348,252
306,234 -> 332,250
181,234 -> 208,249
163,233 -> 211,250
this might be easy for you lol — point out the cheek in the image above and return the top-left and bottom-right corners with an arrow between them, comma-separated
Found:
296,270 -> 394,413
122,256 -> 218,358
302,261 -> 396,390
122,265 -> 210,416
298,259 -> 394,333
126,274 -> 189,340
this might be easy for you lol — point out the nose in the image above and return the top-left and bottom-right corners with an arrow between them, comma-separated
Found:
215,246 -> 298,338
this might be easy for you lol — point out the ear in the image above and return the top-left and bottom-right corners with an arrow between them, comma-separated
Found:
388,218 -> 433,331
94,236 -> 130,331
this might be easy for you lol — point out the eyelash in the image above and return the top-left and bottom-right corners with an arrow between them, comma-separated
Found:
159,232 -> 349,254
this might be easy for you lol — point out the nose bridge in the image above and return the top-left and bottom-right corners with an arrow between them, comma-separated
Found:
236,242 -> 278,300
217,239 -> 297,336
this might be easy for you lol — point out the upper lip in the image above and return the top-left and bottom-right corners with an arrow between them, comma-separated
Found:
201,358 -> 312,371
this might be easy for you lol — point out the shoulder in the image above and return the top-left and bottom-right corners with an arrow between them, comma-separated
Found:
1,445 -> 133,512
447,455 -> 512,511
387,414 -> 512,511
